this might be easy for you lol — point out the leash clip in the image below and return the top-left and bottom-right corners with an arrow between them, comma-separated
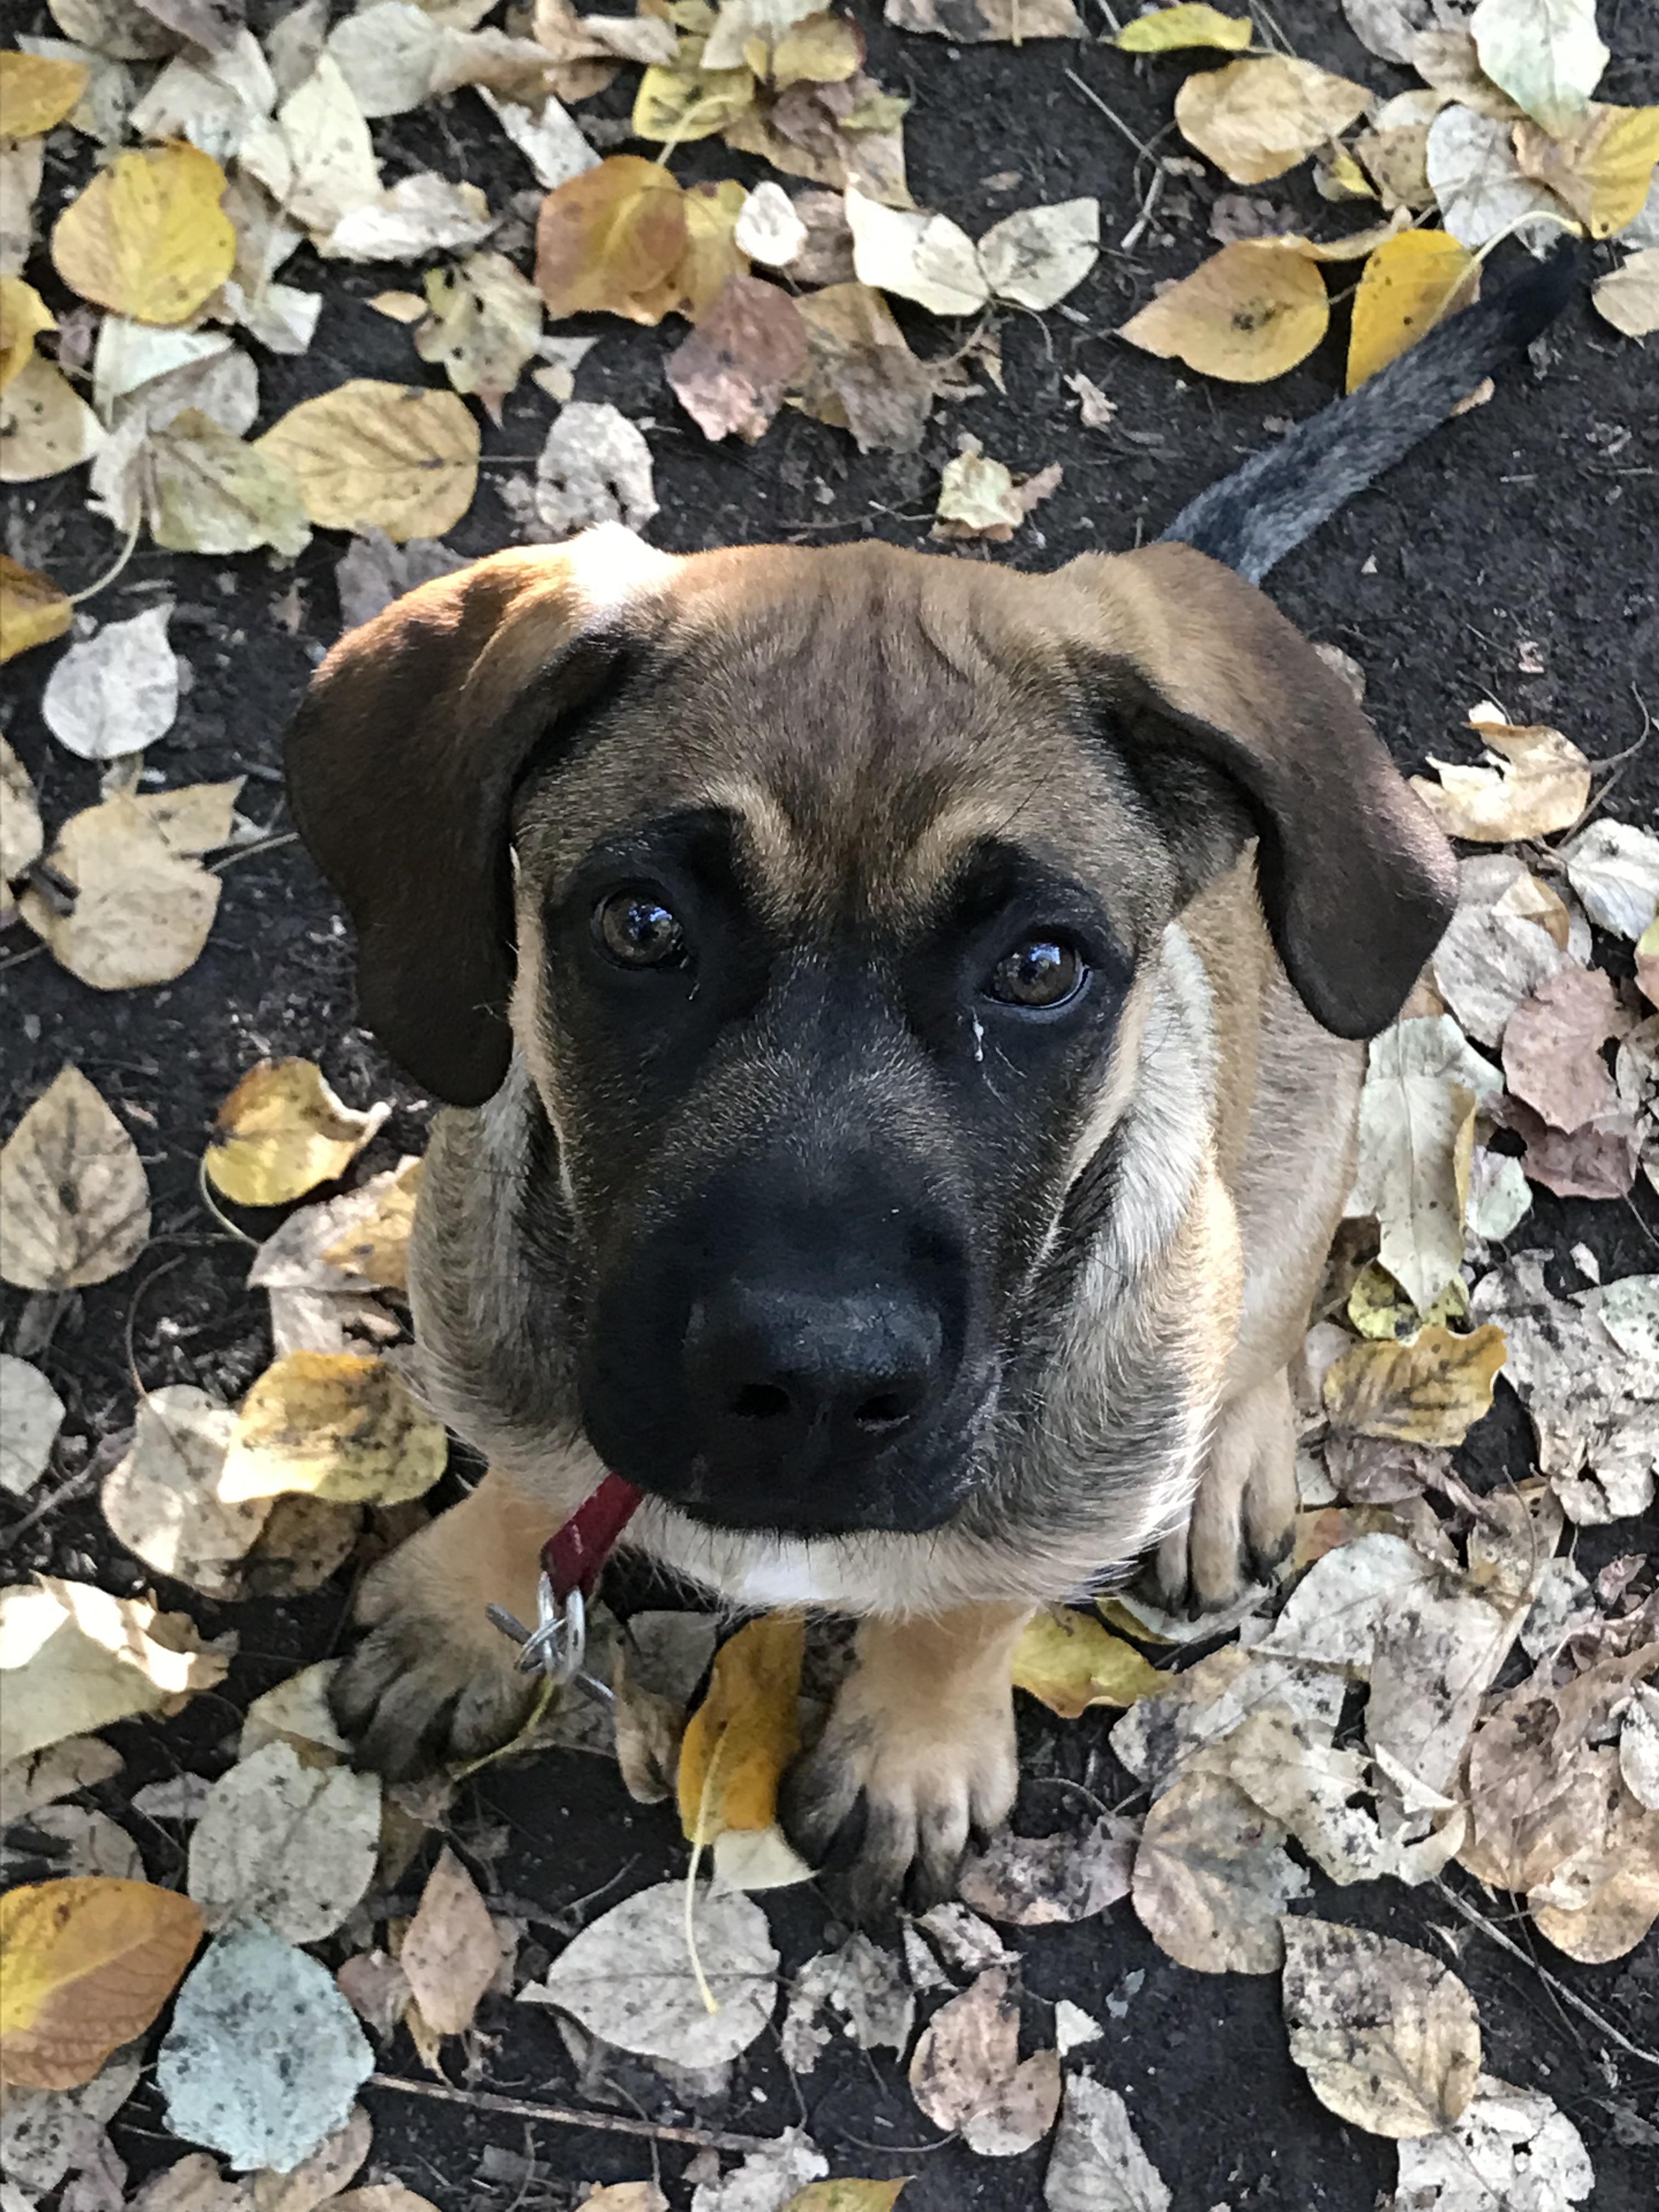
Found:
487,1574 -> 586,1684
484,1471 -> 642,1689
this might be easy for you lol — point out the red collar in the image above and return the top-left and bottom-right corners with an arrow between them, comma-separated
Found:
543,1470 -> 643,1600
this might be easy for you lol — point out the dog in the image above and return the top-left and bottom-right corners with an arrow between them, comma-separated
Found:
285,250 -> 1571,1915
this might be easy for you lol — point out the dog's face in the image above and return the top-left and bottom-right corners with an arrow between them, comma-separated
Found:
287,529 -> 1455,1543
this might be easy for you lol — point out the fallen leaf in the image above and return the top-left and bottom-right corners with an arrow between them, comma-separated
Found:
771,14 -> 864,88
780,2185 -> 906,2212
978,198 -> 1098,312
145,409 -> 312,559
261,57 -> 381,240
1175,57 -> 1370,186
792,281 -> 933,451
256,381 -> 479,540
1117,240 -> 1329,382
1346,229 -> 1477,390
1252,1530 -> 1440,1676
846,185 -> 986,316
219,1352 -> 448,1509
678,1615 -> 804,1845
1043,2070 -> 1171,2212
1,1877 -> 202,2090
734,178 -> 808,266
1280,1918 -> 1480,2137
702,0 -> 823,71
520,1879 -> 778,2065
1526,1753 -> 1659,1961
318,1158 -> 422,1295
633,57 -> 757,144
1470,0 -> 1607,138
251,2103 -> 373,2212
1515,105 -> 1659,238
687,2131 -> 826,2212
1109,1642 -> 1345,1790
932,443 -> 1024,541
334,530 -> 467,632
1131,1770 -> 1308,1972
1341,2 -> 1457,68
239,1661 -> 349,1763
479,86 -> 599,191
1,1357 -> 65,1499
0,137 -> 45,277
0,50 -> 92,136
101,1386 -> 266,1598
1621,1685 -> 1659,1810
1593,244 -> 1659,336
1323,1324 -> 1506,1447
0,1577 -> 226,1770
779,1932 -> 913,2072
958,1817 -> 1134,1926
710,1821 -> 814,1892
52,144 -> 236,325
665,272 -> 806,442
885,0 -> 1082,37
1010,1607 -> 1163,1719
907,1965 -> 1060,2157
528,399 -> 658,534
1,277 -> 55,400
414,250 -> 543,423
1429,860 -> 1575,1049
1503,966 -> 1629,1132
1426,104 -> 1574,249
1393,2073 -> 1595,2212
912,1899 -> 1017,1977
158,1923 -> 373,2175
577,2187 -> 670,2212
1410,707 -> 1591,841
187,1741 -> 379,1943
0,556 -> 71,666
1467,1144 -> 1534,1241
675,176 -> 751,320
40,605 -> 179,761
1366,1575 -> 1512,1797
0,348 -> 105,481
534,155 -> 689,323
1115,4 -> 1252,52
205,1059 -> 389,1209
1562,817 -> 1659,938
0,1068 -> 150,1294
398,1847 -> 498,2035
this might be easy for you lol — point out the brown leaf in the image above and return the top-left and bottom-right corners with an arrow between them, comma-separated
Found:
906,1965 -> 1059,2155
1502,965 -> 1632,1133
0,551 -> 71,662
1280,1918 -> 1481,2138
398,1847 -> 499,2036
1,1876 -> 202,2089
666,271 -> 806,441
0,1066 -> 150,1291
534,155 -> 689,324
792,281 -> 933,451
1132,1770 -> 1308,1973
1323,1324 -> 1507,1447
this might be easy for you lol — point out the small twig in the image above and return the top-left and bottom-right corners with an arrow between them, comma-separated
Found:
1120,163 -> 1166,253
1064,68 -> 1159,162
366,2072 -> 773,2154
68,512 -> 142,607
1432,1882 -> 1659,2069
208,831 -> 298,874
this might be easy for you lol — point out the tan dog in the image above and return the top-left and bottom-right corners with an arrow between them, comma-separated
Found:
285,528 -> 1456,1912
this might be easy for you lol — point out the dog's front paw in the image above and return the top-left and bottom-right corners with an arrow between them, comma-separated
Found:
778,1607 -> 1025,1922
1153,1371 -> 1297,1613
329,1475 -> 548,1778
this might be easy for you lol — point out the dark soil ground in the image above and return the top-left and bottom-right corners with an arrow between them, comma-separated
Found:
4,2 -> 1658,2207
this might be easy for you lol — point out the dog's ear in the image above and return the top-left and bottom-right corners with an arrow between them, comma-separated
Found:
285,526 -> 676,1107
1053,541 -> 1457,1039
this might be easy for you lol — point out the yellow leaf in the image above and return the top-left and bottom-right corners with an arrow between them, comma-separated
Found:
205,1058 -> 389,1208
0,52 -> 90,140
633,58 -> 757,143
219,1350 -> 449,1506
677,1616 -> 805,1846
0,552 -> 71,663
1118,240 -> 1329,381
534,155 -> 690,324
1323,1324 -> 1507,1448
321,1156 -> 424,1295
1514,104 -> 1659,239
771,13 -> 864,86
1346,229 -> 1479,392
1012,1607 -> 1164,1719
1637,914 -> 1659,1006
18,792 -> 227,991
0,277 -> 55,394
51,144 -> 235,327
781,2185 -> 909,2212
254,381 -> 480,542
1410,712 -> 1592,843
1347,1262 -> 1469,1342
676,177 -> 750,320
0,1877 -> 202,2089
1176,55 -> 1370,185
0,353 -> 104,484
1115,3 -> 1252,53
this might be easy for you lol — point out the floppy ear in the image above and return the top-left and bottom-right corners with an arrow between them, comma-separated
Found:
284,527 -> 677,1107
1051,541 -> 1457,1039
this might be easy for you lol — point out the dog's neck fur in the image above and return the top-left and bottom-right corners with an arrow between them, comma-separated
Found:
408,918 -> 1234,1618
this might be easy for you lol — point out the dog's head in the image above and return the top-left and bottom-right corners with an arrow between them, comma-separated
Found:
287,528 -> 1453,1541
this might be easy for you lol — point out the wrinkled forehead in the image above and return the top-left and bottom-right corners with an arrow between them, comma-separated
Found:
511,554 -> 1164,939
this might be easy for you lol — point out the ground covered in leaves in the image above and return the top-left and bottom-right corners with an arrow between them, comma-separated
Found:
3,2 -> 1659,2209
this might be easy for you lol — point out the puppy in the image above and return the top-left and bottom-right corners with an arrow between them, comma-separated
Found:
285,257 -> 1570,1912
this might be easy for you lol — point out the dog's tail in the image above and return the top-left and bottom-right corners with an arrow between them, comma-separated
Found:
1158,239 -> 1581,585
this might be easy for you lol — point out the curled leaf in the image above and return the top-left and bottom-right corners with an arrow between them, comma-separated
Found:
206,1058 -> 388,1207
1175,57 -> 1370,186
1011,1607 -> 1163,1718
1115,4 -> 1252,52
219,1350 -> 448,1507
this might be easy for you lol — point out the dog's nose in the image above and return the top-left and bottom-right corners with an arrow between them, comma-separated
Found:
686,1284 -> 945,1476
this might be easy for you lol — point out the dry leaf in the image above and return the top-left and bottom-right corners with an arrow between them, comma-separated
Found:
52,144 -> 236,325
1470,0 -> 1607,139
792,281 -> 933,452
678,1615 -> 804,1845
885,0 -> 1082,36
1515,105 -> 1659,238
522,399 -> 657,537
1110,1643 -> 1345,1790
520,1879 -> 778,2065
0,555 -> 71,664
317,1158 -> 422,1295
0,1578 -> 225,1769
1,277 -> 55,400
1393,2074 -> 1595,2212
145,410 -> 312,559
1010,1607 -> 1163,1719
0,1068 -> 150,1293
157,1923 -> 374,2176
780,2186 -> 906,2212
0,1877 -> 202,2090
1346,229 -> 1477,390
1323,1324 -> 1506,1447
1593,245 -> 1659,336
1,737 -> 45,930
1117,241 -> 1329,382
1043,2071 -> 1171,2212
1366,1576 -> 1511,1797
1132,1770 -> 1308,1972
398,1847 -> 498,2035
978,198 -> 1098,312
779,1932 -> 913,2072
415,251 -> 543,423
958,1818 -> 1133,1927
907,1965 -> 1060,2157
480,86 -> 599,191
733,178 -> 807,266
1429,860 -> 1575,1050
1410,709 -> 1591,841
219,1352 -> 448,1509
250,2104 -> 373,2212
41,605 -> 179,761
633,58 -> 757,144
205,1059 -> 389,1208
1281,1918 -> 1480,2137
1176,57 -> 1370,186
101,1385 -> 266,1598
1116,4 -> 1252,52
0,1356 -> 64,1499
1426,104 -> 1573,250
844,187 -> 985,316
702,0 -> 822,70
534,155 -> 689,323
188,1741 -> 380,1944
675,177 -> 750,320
1526,1753 -> 1659,1962
1563,818 -> 1659,938
0,349 -> 105,482
259,57 -> 381,239
665,272 -> 806,441
0,50 -> 92,136
932,444 -> 1024,541
256,380 -> 479,540
1503,966 -> 1629,1131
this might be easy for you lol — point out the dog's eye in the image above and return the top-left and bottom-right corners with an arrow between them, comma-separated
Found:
984,936 -> 1088,1011
594,890 -> 688,969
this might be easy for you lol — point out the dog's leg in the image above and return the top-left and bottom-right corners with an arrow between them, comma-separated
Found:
1154,1366 -> 1297,1612
779,1600 -> 1031,1920
329,1469 -> 550,1775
